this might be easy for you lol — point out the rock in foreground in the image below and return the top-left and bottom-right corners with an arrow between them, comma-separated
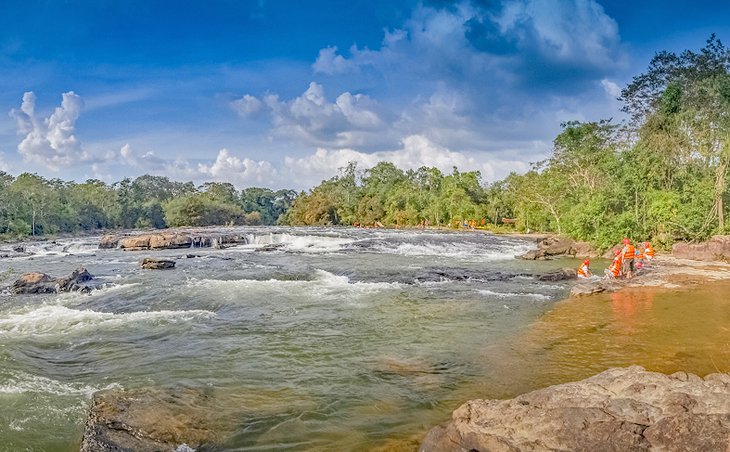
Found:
81,387 -> 218,452
421,366 -> 730,451
10,267 -> 94,294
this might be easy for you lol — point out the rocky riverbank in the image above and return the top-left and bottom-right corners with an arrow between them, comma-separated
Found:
421,366 -> 730,451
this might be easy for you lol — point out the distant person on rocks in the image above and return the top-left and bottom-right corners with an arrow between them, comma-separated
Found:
620,238 -> 636,279
577,259 -> 592,278
605,250 -> 623,279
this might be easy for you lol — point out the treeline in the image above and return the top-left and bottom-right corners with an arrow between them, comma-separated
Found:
285,162 -> 496,227
0,173 -> 295,236
288,36 -> 730,249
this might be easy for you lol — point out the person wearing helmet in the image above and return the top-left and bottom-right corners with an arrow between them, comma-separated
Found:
643,242 -> 656,264
577,258 -> 592,278
620,238 -> 636,279
605,249 -> 623,279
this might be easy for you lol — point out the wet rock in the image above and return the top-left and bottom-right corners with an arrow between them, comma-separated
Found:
10,272 -> 55,294
537,268 -> 576,281
12,245 -> 25,253
149,233 -> 192,250
141,258 -> 176,270
10,267 -> 95,294
119,235 -> 152,251
80,387 -> 218,452
55,267 -> 94,292
421,366 -> 730,452
570,281 -> 609,296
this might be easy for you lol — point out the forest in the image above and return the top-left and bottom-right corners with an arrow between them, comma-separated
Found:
1,37 -> 729,250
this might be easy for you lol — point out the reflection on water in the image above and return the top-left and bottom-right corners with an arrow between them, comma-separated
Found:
493,283 -> 730,399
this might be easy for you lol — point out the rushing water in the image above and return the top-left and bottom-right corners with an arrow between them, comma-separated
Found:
0,227 -> 727,451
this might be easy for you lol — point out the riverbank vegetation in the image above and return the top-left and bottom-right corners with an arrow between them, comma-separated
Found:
1,37 -> 728,249
0,173 -> 295,237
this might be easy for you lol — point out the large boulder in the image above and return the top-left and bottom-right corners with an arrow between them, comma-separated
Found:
80,387 -> 218,452
672,235 -> 730,262
10,272 -> 56,294
10,267 -> 95,294
421,366 -> 730,451
521,236 -> 597,260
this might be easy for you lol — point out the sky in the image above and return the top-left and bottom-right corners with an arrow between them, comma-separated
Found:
1,0 -> 729,190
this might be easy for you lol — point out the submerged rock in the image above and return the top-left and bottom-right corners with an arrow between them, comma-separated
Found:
10,267 -> 95,294
141,258 -> 176,269
81,387 -> 218,452
421,366 -> 730,452
537,268 -> 576,281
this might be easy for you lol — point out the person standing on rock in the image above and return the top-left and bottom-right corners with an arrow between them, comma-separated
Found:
620,238 -> 636,279
577,259 -> 592,278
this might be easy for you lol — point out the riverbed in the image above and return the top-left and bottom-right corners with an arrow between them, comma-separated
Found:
0,227 -> 727,451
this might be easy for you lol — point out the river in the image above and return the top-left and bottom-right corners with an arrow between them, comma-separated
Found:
1,227 -> 727,451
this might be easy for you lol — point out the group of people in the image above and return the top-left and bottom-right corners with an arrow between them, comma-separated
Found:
577,238 -> 656,280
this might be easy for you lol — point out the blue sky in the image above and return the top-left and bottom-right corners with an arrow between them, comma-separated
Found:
1,0 -> 729,189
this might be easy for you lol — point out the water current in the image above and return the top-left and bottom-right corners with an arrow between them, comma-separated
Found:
1,227 -> 727,451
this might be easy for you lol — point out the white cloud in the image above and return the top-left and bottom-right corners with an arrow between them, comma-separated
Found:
198,148 -> 278,186
10,91 -> 87,170
231,94 -> 264,118
312,46 -> 356,75
600,79 -> 622,98
116,143 -> 167,169
232,82 -> 386,148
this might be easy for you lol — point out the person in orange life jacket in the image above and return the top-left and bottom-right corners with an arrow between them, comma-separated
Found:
577,259 -> 592,278
643,242 -> 656,263
605,250 -> 623,280
620,238 -> 636,279
634,244 -> 645,271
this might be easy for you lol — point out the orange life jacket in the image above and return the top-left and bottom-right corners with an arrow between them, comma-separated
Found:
645,245 -> 655,258
577,264 -> 590,278
609,256 -> 622,277
623,244 -> 635,259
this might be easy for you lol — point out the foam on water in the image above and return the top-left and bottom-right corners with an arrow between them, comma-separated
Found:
478,289 -> 552,301
371,239 -> 535,260
231,233 -> 357,253
22,239 -> 99,257
0,305 -> 215,338
189,269 -> 400,298
0,370 -> 120,396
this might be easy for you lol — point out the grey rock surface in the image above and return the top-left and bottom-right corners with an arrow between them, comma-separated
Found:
421,366 -> 730,451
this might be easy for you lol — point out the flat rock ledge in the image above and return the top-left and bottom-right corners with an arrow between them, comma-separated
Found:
141,258 -> 176,270
420,366 -> 730,452
100,231 -> 249,251
81,387 -> 218,452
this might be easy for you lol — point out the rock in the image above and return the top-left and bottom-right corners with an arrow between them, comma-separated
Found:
80,387 -> 218,452
521,236 -> 598,260
672,235 -> 730,262
119,235 -> 152,251
10,272 -> 56,294
55,266 -> 94,292
12,245 -> 25,253
149,233 -> 192,250
537,268 -> 576,281
256,243 -> 286,252
420,366 -> 730,452
141,258 -> 176,269
570,281 -> 609,296
10,267 -> 95,294
98,235 -> 121,249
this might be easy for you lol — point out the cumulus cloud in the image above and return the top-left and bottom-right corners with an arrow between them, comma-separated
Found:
232,82 -> 387,148
116,143 -> 168,169
198,148 -> 278,186
600,78 -> 622,98
10,91 -> 88,169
